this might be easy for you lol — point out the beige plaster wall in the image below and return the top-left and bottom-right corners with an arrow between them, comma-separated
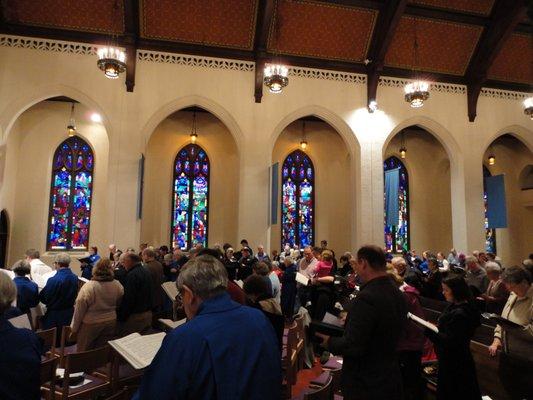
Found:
385,128 -> 453,253
271,120 -> 353,255
141,111 -> 239,249
483,135 -> 533,266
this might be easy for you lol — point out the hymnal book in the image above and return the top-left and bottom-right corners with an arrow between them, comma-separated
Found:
158,318 -> 186,330
108,332 -> 166,369
78,256 -> 92,264
408,312 -> 439,333
322,312 -> 344,328
161,281 -> 179,301
9,314 -> 32,330
296,272 -> 309,286
481,313 -> 523,330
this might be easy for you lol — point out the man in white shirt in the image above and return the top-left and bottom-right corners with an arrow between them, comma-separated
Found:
25,249 -> 53,290
297,246 -> 318,309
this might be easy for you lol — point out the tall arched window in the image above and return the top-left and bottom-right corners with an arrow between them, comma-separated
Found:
281,150 -> 314,248
483,166 -> 496,253
171,144 -> 209,250
47,136 -> 94,250
384,156 -> 409,252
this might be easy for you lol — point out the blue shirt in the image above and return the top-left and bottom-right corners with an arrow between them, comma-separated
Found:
39,268 -> 78,311
13,276 -> 39,314
0,317 -> 42,400
134,293 -> 282,400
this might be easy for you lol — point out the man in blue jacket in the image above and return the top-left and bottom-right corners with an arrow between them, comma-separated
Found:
134,255 -> 282,400
12,260 -> 39,314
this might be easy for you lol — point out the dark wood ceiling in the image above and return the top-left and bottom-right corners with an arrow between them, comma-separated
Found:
0,0 -> 531,117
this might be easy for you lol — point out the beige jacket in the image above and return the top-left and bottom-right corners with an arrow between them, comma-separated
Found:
71,279 -> 124,333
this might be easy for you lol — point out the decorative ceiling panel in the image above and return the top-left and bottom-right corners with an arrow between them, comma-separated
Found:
2,0 -> 124,34
408,0 -> 495,16
267,0 -> 377,62
488,33 -> 533,84
140,0 -> 258,50
384,16 -> 483,75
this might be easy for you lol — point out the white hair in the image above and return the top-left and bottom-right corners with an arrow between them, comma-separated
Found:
485,261 -> 501,274
177,255 -> 228,300
54,252 -> 71,267
0,272 -> 16,314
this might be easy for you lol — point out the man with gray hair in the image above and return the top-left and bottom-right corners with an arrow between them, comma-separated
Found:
25,248 -> 53,289
133,255 -> 281,400
39,253 -> 78,340
464,255 -> 489,296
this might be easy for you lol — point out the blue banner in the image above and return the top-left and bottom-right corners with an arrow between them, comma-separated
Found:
485,174 -> 507,228
385,168 -> 400,226
270,163 -> 279,225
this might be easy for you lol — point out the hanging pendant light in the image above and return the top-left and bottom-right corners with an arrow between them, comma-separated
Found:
399,131 -> 407,158
524,97 -> 533,120
488,154 -> 496,165
264,1 -> 289,94
190,111 -> 198,144
299,121 -> 308,150
67,102 -> 76,137
404,22 -> 430,108
96,0 -> 126,79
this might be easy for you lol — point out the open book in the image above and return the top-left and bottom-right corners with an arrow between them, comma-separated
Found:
322,312 -> 344,328
9,313 -> 32,330
108,332 -> 166,369
161,281 -> 179,301
408,312 -> 439,333
296,272 -> 309,286
158,318 -> 186,330
481,313 -> 523,330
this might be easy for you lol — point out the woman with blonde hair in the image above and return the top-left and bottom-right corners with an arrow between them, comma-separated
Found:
70,258 -> 124,351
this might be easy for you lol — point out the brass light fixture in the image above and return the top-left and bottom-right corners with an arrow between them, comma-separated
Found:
67,102 -> 76,137
399,131 -> 407,159
300,121 -> 308,150
404,21 -> 430,108
488,145 -> 495,165
524,97 -> 533,120
190,110 -> 198,144
96,0 -> 126,79
264,1 -> 289,94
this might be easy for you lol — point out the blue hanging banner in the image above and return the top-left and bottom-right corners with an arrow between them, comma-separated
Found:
385,168 -> 400,226
270,163 -> 279,225
485,174 -> 507,229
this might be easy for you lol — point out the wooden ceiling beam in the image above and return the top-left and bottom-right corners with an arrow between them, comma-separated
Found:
365,0 -> 407,110
123,0 -> 139,92
465,0 -> 527,122
253,0 -> 275,103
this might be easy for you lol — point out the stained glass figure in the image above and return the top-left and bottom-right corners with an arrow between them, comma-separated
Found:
384,156 -> 409,253
483,166 -> 496,254
172,144 -> 209,250
281,150 -> 314,248
47,136 -> 93,250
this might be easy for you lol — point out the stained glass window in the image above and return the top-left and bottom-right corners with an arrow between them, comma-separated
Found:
47,136 -> 94,250
171,144 -> 209,250
281,150 -> 314,248
483,166 -> 496,253
384,156 -> 409,253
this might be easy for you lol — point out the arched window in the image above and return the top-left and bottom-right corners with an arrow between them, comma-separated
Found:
384,156 -> 409,252
281,150 -> 314,248
171,144 -> 209,250
483,166 -> 496,253
47,136 -> 94,250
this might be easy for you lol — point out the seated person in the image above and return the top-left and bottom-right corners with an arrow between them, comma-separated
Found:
11,260 -> 39,314
0,272 -> 43,400
479,261 -> 509,314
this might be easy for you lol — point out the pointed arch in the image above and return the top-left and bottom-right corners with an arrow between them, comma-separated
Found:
171,143 -> 210,250
482,165 -> 496,254
47,136 -> 94,250
384,156 -> 409,252
281,149 -> 314,248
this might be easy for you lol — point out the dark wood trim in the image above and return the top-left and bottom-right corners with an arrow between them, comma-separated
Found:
253,0 -> 275,103
123,0 -> 139,92
465,0 -> 528,121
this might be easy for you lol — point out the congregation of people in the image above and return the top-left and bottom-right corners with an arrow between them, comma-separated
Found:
0,240 -> 532,400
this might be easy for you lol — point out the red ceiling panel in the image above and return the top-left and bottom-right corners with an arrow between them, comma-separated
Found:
267,0 -> 377,62
140,0 -> 258,50
408,0 -> 495,16
385,16 -> 483,75
488,34 -> 533,84
2,0 -> 124,34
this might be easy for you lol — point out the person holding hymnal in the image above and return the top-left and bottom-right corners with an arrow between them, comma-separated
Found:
423,274 -> 482,400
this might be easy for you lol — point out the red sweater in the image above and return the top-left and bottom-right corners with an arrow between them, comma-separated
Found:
396,284 -> 426,352
314,260 -> 333,278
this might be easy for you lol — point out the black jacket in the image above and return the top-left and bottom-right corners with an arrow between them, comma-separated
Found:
425,302 -> 481,400
329,276 -> 407,400
117,263 -> 154,321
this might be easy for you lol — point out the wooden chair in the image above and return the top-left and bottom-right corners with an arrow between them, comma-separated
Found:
109,349 -> 144,393
470,340 -> 510,400
43,346 -> 111,400
37,327 -> 57,358
40,355 -> 59,400
103,385 -> 138,400
282,321 -> 299,398
56,326 -> 77,367
293,313 -> 305,369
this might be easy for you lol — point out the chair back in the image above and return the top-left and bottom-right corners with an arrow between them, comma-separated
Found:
304,373 -> 333,400
36,327 -> 57,356
40,355 -> 59,400
64,346 -> 111,375
57,325 -> 77,366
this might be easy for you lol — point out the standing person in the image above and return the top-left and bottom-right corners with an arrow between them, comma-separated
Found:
317,245 -> 407,400
80,246 -> 101,280
464,256 -> 489,296
117,253 -> 154,336
310,249 -> 335,321
479,262 -> 509,314
11,260 -> 39,314
237,247 -> 257,281
437,252 -> 449,273
0,273 -> 43,400
70,258 -> 124,351
425,275 -> 481,400
39,253 -> 79,342
223,247 -> 239,281
133,255 -> 281,400
280,256 -> 297,320
142,248 -> 165,316
25,248 -> 53,289
256,245 -> 270,263
422,258 -> 444,300
298,246 -> 318,309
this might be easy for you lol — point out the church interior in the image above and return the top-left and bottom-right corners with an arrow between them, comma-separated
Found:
0,0 -> 532,399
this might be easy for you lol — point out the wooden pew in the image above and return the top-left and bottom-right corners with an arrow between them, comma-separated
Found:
470,341 -> 510,400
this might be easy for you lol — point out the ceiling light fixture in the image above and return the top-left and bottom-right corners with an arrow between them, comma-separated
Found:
96,0 -> 126,79
488,154 -> 496,165
524,97 -> 533,120
368,100 -> 378,113
90,113 -> 102,123
190,111 -> 198,144
399,131 -> 407,159
67,102 -> 76,137
300,120 -> 308,150
404,21 -> 430,108
264,1 -> 289,94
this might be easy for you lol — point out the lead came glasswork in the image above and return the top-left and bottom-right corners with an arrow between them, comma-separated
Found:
281,150 -> 314,248
384,156 -> 409,253
171,144 -> 209,250
47,136 -> 94,250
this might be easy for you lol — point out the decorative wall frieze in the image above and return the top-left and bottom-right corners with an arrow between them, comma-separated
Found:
0,34 -> 96,55
378,76 -> 466,94
480,88 -> 529,100
137,50 -> 255,72
288,67 -> 367,84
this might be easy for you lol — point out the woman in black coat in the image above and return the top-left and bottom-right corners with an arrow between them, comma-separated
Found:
425,274 -> 482,400
280,256 -> 297,320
